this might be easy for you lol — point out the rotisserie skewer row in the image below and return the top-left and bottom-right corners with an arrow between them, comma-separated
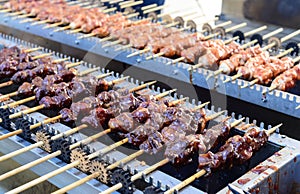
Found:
164,123 -> 282,194
0,89 -> 180,182
2,93 -> 196,193
0,74 -> 131,140
99,118 -> 246,194
3,104 -> 226,194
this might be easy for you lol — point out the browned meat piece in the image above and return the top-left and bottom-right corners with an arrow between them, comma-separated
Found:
59,108 -> 76,123
18,82 -> 34,97
81,107 -> 113,129
198,128 -> 268,172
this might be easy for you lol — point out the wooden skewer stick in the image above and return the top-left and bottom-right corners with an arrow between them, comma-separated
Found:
262,84 -> 278,95
141,3 -> 157,10
99,36 -> 114,42
101,158 -> 170,194
6,159 -> 80,194
0,123 -> 87,165
51,172 -> 101,194
240,78 -> 259,89
126,12 -> 139,19
115,44 -> 132,51
240,28 -> 283,49
31,19 -> 51,26
102,7 -> 117,13
143,5 -> 166,14
65,61 -> 83,68
96,72 -> 114,79
188,63 -> 203,71
77,33 -> 96,40
129,81 -> 157,93
68,28 -> 82,34
153,89 -> 177,99
23,47 -> 42,53
0,9 -> 11,13
52,57 -> 69,63
8,104 -> 45,120
223,73 -> 243,83
19,17 -> 39,23
69,128 -> 112,150
203,22 -> 247,40
78,67 -> 100,76
6,11 -> 23,16
53,25 -> 71,32
31,52 -> 53,60
275,47 -> 294,58
266,123 -> 283,136
226,25 -> 268,45
0,80 -> 13,89
145,52 -> 165,60
127,48 -> 150,58
15,13 -> 35,19
262,29 -> 300,51
102,40 -> 123,48
120,0 -> 143,9
0,91 -> 18,102
0,151 -> 62,182
0,96 -> 36,109
43,21 -> 64,29
118,0 -> 134,6
0,115 -> 62,140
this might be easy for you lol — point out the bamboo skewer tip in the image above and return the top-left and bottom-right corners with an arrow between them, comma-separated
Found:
267,123 -> 283,136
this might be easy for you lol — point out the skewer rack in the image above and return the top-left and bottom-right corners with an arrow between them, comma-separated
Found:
0,10 -> 299,138
0,33 -> 299,194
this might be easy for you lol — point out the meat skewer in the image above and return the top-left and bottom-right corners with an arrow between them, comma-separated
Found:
99,118 -> 245,194
0,84 -> 175,182
0,75 -> 129,141
168,21 -> 258,65
264,56 -> 300,94
241,46 -> 300,89
0,67 -> 114,124
2,92 -> 182,192
188,28 -> 283,75
144,23 -> 248,61
222,29 -> 300,83
0,57 -> 77,89
164,123 -> 282,194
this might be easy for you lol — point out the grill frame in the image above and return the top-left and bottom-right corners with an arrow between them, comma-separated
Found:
0,14 -> 299,194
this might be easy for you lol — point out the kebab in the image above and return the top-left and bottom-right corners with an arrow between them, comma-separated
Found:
0,88 -> 177,182
163,123 -> 282,194
59,103 -> 224,189
0,74 -> 130,141
0,56 -> 78,89
264,56 -> 300,93
5,98 -> 214,193
222,46 -> 298,90
166,20 -> 245,65
210,28 -> 284,77
223,29 -> 300,83
98,118 -> 244,194
2,92 -> 186,193
0,81 -> 164,160
141,23 -> 247,61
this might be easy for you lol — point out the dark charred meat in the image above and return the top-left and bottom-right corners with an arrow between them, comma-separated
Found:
198,128 -> 268,173
164,118 -> 231,166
